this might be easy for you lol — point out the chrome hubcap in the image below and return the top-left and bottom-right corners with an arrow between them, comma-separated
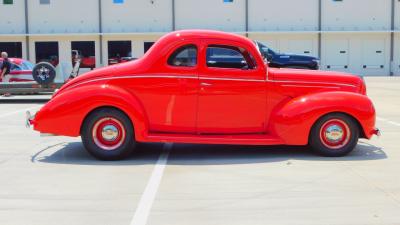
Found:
320,119 -> 351,150
101,125 -> 119,141
324,125 -> 344,143
38,66 -> 50,80
92,117 -> 126,151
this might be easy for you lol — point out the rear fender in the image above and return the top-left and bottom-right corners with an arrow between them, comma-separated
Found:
34,83 -> 149,140
270,91 -> 376,145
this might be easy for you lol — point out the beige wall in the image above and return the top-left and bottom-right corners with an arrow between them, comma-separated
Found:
0,0 -> 25,34
322,0 -> 391,31
28,0 -> 99,34
395,0 -> 400,30
249,0 -> 318,32
0,0 -> 398,76
394,33 -> 400,76
175,0 -> 245,32
321,33 -> 391,76
102,0 -> 172,33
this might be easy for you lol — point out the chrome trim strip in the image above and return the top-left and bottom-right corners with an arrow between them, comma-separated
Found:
271,80 -> 357,88
67,75 -> 267,89
67,74 -> 356,89
67,75 -> 197,90
199,76 -> 265,82
280,84 -> 340,89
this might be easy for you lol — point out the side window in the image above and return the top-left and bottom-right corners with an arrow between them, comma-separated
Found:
11,63 -> 21,71
167,45 -> 197,67
206,45 -> 256,69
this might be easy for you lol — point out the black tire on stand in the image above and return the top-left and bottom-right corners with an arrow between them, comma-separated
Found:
32,62 -> 56,85
309,113 -> 359,157
81,108 -> 136,160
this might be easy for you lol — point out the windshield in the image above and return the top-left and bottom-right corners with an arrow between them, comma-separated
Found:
21,61 -> 34,70
256,41 -> 276,55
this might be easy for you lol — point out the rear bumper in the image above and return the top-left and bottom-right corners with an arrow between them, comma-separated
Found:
26,111 -> 58,136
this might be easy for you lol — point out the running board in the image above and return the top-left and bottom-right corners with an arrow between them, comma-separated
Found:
143,133 -> 284,145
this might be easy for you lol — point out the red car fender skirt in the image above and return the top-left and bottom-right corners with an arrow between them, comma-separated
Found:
270,91 -> 376,145
33,84 -> 149,140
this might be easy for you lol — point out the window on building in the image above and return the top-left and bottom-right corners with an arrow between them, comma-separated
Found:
40,0 -> 50,4
107,41 -> 132,65
167,45 -> 197,67
206,45 -> 255,69
35,42 -> 59,66
71,41 -> 96,69
0,42 -> 22,58
144,42 -> 155,53
3,0 -> 13,5
113,0 -> 124,4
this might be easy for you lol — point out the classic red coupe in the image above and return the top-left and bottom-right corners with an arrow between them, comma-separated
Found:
28,30 -> 379,160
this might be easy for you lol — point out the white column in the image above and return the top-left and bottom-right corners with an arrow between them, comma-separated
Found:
132,40 -> 144,58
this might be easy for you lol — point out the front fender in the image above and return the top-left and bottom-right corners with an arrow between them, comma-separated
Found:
33,83 -> 149,140
270,91 -> 376,145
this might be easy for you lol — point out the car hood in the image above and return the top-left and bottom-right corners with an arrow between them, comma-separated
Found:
276,54 -> 318,61
268,67 -> 365,95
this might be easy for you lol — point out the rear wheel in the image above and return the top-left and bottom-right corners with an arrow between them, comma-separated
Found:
81,108 -> 135,160
309,113 -> 359,157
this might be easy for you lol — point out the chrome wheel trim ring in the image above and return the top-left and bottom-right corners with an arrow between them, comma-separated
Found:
92,117 -> 126,151
319,119 -> 351,150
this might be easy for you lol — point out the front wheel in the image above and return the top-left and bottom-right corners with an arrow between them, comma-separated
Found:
81,108 -> 136,160
309,113 -> 359,157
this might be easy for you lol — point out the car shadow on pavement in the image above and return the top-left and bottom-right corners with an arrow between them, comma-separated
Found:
32,140 -> 386,166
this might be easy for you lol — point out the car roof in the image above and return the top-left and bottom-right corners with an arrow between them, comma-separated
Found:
159,29 -> 256,48
0,58 -> 24,65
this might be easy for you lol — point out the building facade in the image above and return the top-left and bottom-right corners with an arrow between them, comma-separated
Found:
0,0 -> 398,75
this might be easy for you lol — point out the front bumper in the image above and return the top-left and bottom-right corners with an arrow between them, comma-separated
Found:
372,128 -> 381,137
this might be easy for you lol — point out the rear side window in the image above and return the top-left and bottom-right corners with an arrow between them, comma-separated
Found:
206,45 -> 256,69
167,45 -> 197,67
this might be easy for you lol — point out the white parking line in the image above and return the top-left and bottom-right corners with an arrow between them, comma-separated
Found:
0,105 -> 41,119
130,143 -> 172,225
377,117 -> 400,127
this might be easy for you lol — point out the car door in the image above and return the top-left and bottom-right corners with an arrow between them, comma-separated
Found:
125,44 -> 199,134
197,42 -> 267,134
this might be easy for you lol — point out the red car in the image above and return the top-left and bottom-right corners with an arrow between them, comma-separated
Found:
28,30 -> 379,160
0,58 -> 35,82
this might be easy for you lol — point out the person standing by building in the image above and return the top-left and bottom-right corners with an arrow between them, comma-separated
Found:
0,52 -> 11,96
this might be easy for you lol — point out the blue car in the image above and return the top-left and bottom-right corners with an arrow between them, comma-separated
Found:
256,41 -> 320,70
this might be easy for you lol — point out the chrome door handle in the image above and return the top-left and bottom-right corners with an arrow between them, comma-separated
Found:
200,82 -> 212,86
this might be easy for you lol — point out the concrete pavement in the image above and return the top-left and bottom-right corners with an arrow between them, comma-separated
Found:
0,77 -> 399,225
